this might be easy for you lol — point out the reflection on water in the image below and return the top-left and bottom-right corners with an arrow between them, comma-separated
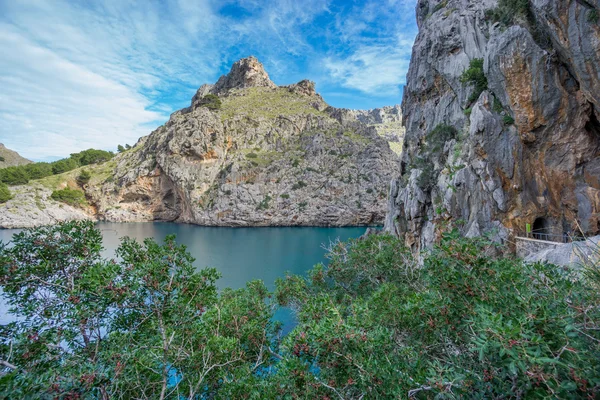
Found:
0,222 -> 367,327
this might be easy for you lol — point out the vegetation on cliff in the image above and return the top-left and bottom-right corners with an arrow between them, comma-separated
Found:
0,183 -> 12,204
0,149 -> 114,186
1,222 -> 599,398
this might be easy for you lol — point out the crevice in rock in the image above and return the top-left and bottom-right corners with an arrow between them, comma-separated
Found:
585,104 -> 600,139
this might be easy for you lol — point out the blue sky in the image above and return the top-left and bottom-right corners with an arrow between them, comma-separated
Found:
0,0 -> 418,161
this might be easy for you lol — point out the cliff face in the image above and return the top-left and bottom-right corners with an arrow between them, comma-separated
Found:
79,57 -> 401,227
385,0 -> 600,250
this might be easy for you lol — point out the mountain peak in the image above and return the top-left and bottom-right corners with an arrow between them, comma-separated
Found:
212,56 -> 276,94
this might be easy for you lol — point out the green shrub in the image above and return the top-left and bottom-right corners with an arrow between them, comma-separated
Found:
77,169 -> 91,186
460,58 -> 488,104
280,193 -> 290,199
503,114 -> 515,125
464,107 -> 472,116
588,9 -> 599,24
274,233 -> 600,399
486,0 -> 530,27
0,156 -> 4,162
198,94 -> 222,110
117,145 -> 126,153
492,95 -> 505,113
246,152 -> 258,159
70,149 -> 114,166
51,158 -> 80,175
50,188 -> 87,207
291,181 -> 307,190
24,162 -> 53,180
0,182 -> 12,203
0,166 -> 29,185
256,194 -> 272,210
426,124 -> 458,154
417,162 -> 436,191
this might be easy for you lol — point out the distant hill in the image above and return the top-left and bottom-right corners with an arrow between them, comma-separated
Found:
0,144 -> 32,168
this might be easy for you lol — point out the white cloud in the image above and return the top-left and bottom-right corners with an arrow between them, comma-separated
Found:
0,0 -> 417,160
322,0 -> 418,97
324,38 -> 413,96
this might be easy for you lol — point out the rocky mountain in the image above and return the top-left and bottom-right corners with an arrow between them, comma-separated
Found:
0,144 -> 31,168
349,105 -> 404,154
0,57 -> 400,228
385,0 -> 600,251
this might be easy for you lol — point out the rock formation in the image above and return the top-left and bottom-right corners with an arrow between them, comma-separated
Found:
0,144 -> 31,168
349,105 -> 404,154
385,0 -> 600,251
0,57 -> 400,228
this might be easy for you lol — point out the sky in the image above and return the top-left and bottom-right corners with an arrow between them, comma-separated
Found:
0,0 -> 418,161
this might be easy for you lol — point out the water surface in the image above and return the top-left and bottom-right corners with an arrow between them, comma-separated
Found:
0,222 -> 367,325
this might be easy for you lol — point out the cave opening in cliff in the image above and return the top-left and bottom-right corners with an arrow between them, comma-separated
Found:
532,217 -> 550,240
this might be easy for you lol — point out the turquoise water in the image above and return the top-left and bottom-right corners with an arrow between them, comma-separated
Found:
0,222 -> 367,325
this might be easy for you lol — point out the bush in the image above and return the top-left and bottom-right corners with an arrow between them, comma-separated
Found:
0,156 -> 4,162
0,222 -> 274,398
71,149 -> 114,166
246,152 -> 258,159
51,158 -> 80,175
198,94 -> 222,111
425,124 -> 458,154
588,9 -> 599,24
291,181 -> 307,190
77,169 -> 91,186
460,58 -> 488,104
50,188 -> 87,207
503,114 -> 515,125
1,223 -> 599,398
274,233 -> 600,398
486,0 -> 530,27
117,144 -> 126,153
0,182 -> 12,203
0,166 -> 29,185
24,162 -> 53,180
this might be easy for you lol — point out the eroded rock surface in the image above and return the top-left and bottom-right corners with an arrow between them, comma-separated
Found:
385,0 -> 600,251
0,57 -> 400,228
91,59 -> 400,226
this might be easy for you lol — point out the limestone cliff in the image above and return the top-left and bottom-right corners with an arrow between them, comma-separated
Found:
385,0 -> 600,250
0,57 -> 400,228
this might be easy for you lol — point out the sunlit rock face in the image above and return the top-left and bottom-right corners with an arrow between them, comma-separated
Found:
385,0 -> 600,251
87,57 -> 401,227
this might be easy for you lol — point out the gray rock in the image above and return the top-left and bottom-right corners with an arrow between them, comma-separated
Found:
386,0 -> 600,252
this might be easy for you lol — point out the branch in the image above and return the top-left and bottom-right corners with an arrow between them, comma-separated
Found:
0,359 -> 18,370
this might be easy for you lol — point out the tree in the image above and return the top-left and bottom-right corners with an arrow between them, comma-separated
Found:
77,169 -> 92,186
71,149 -> 114,166
125,144 -> 131,150
51,158 -> 79,175
197,94 -> 222,111
272,233 -> 600,398
50,188 -> 87,207
0,166 -> 29,185
24,162 -> 53,180
0,182 -> 12,203
0,222 -> 276,399
117,145 -> 126,153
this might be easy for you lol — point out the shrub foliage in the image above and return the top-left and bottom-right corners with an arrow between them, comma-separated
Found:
50,188 -> 87,207
460,58 -> 488,104
0,148 -> 114,186
1,223 -> 599,398
0,182 -> 12,203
